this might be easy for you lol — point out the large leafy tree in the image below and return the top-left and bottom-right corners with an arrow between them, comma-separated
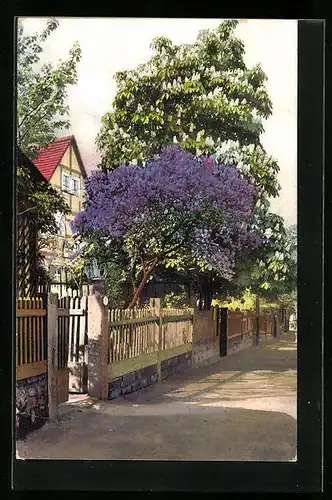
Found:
93,19 -> 295,307
17,18 -> 81,235
74,146 -> 260,307
17,18 -> 81,158
97,20 -> 275,185
16,18 -> 82,292
94,19 -> 293,304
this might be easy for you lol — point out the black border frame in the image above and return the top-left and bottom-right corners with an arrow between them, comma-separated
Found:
0,15 -> 324,493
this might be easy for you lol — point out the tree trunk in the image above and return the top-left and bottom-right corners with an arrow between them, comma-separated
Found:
128,260 -> 158,308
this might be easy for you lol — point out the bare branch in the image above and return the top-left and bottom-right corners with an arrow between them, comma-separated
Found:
18,97 -> 46,130
18,206 -> 37,216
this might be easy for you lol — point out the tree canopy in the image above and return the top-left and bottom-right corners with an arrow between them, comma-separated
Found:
79,19 -> 296,307
74,146 -> 261,307
17,18 -> 81,236
97,20 -> 274,178
17,18 -> 81,159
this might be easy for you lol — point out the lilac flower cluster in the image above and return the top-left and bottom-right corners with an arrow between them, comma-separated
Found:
73,146 -> 260,277
74,146 -> 256,235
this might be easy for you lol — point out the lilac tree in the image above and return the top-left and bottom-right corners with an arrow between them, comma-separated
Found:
74,146 -> 260,307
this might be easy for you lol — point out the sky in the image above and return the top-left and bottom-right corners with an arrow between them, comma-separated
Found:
19,18 -> 298,225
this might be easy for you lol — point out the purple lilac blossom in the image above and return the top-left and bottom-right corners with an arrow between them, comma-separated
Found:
73,146 -> 261,276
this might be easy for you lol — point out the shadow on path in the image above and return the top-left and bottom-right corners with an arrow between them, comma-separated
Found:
17,331 -> 297,461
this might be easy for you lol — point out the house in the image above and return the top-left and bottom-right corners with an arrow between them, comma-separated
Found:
16,148 -> 47,296
34,135 -> 87,282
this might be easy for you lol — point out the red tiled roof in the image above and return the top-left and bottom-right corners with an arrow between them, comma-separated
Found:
33,136 -> 73,181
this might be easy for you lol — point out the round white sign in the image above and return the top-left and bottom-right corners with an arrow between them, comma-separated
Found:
103,296 -> 109,306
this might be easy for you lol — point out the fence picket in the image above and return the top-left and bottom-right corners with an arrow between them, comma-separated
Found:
32,298 -> 36,362
108,304 -> 194,363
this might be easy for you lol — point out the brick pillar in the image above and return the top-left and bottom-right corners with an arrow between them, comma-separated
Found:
47,292 -> 58,420
87,280 -> 109,400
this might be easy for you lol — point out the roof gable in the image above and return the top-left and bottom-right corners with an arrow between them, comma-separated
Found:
17,148 -> 47,183
33,135 -> 87,181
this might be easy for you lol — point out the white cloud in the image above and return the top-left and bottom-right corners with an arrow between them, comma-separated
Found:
19,17 -> 297,225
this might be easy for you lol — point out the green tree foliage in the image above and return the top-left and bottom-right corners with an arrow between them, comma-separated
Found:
91,19 -> 295,306
17,162 -> 70,235
97,20 -> 274,178
17,18 -> 81,235
220,222 -> 297,302
17,18 -> 81,159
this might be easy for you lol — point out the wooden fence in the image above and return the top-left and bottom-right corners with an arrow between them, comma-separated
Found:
227,310 -> 275,341
38,283 -> 88,299
108,302 -> 194,381
162,307 -> 193,350
227,311 -> 256,341
259,313 -> 274,337
109,308 -> 158,363
16,297 -> 47,381
108,305 -> 193,364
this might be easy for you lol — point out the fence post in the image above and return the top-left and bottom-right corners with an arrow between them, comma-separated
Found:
87,280 -> 109,400
254,294 -> 260,345
47,292 -> 58,420
151,298 -> 163,382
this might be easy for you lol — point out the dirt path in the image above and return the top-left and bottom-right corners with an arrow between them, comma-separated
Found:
17,332 -> 297,461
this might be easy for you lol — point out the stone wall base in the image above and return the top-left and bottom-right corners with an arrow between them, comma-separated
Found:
16,372 -> 48,440
160,351 -> 192,381
108,351 -> 192,399
108,364 -> 158,399
227,335 -> 254,355
192,338 -> 220,368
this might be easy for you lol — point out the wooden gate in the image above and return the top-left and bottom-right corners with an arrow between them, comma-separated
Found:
57,297 -> 70,405
218,307 -> 228,357
68,296 -> 88,393
16,296 -> 47,381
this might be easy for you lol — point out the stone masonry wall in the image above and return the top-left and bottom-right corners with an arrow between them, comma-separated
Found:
192,338 -> 220,368
160,351 -> 192,381
108,351 -> 192,399
16,372 -> 48,439
227,335 -> 254,355
108,363 -> 158,399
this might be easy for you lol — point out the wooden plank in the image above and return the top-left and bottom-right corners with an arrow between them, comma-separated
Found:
69,308 -> 85,316
57,368 -> 69,405
109,316 -> 158,327
228,332 -> 243,340
16,308 -> 46,318
162,314 -> 193,323
16,360 -> 47,381
109,351 -> 158,380
23,299 -> 28,364
27,298 -> 32,364
16,315 -> 19,367
78,297 -> 87,388
58,308 -> 70,317
32,298 -> 36,362
35,298 -> 39,362
159,342 -> 192,362
18,298 -> 23,365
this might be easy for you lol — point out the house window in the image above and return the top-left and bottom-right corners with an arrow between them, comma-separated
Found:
62,172 -> 80,197
72,177 -> 80,196
62,172 -> 71,192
